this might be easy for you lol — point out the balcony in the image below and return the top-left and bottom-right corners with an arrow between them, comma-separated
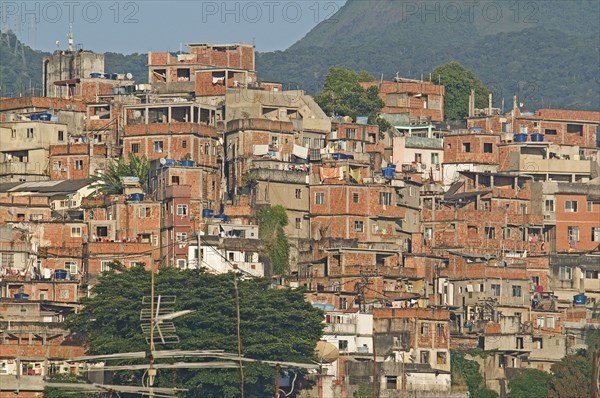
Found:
324,322 -> 357,335
508,154 -> 591,175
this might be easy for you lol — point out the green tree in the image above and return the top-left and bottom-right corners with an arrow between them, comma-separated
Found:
315,67 -> 384,124
95,152 -> 150,194
66,267 -> 323,397
507,369 -> 550,398
257,205 -> 290,275
451,351 -> 498,398
429,61 -> 491,121
548,329 -> 600,398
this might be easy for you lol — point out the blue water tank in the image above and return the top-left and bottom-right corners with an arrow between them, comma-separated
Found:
54,269 -> 68,279
596,140 -> 600,148
382,167 -> 395,177
202,209 -> 214,218
90,72 -> 101,78
112,87 -> 120,95
128,193 -> 145,202
111,73 -> 118,80
574,294 -> 587,305
531,133 -> 544,142
104,73 -> 111,79
165,159 -> 177,166
38,113 -> 52,121
469,127 -> 482,133
180,160 -> 195,167
14,293 -> 29,300
119,87 -> 126,95
514,134 -> 527,142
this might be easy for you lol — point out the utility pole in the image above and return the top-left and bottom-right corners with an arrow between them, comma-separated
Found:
148,237 -> 157,396
592,349 -> 599,398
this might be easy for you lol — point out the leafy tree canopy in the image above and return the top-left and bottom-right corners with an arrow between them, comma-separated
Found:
94,152 -> 150,195
66,266 -> 324,397
507,368 -> 550,398
315,67 -> 385,125
257,205 -> 290,275
451,351 -> 498,398
428,61 -> 491,121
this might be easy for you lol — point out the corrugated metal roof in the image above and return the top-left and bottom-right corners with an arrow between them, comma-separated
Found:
0,179 -> 95,194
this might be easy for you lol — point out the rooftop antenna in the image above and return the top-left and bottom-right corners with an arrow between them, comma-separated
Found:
67,24 -> 73,52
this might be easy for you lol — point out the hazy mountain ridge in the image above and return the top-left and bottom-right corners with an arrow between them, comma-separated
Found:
257,0 -> 600,110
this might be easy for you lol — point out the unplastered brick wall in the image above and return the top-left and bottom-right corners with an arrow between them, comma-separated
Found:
443,134 -> 499,164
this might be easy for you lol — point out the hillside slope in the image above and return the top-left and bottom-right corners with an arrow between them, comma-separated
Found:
257,0 -> 600,111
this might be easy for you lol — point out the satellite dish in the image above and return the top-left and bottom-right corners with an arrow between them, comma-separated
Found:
133,110 -> 142,118
159,158 -> 167,165
126,73 -> 133,80
314,341 -> 339,364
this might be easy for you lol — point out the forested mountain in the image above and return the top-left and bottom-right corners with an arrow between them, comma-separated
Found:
257,0 -> 600,111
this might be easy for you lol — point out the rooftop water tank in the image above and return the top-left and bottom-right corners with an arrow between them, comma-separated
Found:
514,134 -> 527,142
574,294 -> 587,305
54,269 -> 68,279
531,133 -> 544,142
128,193 -> 145,202
112,87 -> 120,95
14,293 -> 29,300
90,72 -> 102,78
202,209 -> 214,218
180,160 -> 195,167
469,127 -> 482,133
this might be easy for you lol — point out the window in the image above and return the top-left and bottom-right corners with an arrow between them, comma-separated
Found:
546,316 -> 555,329
568,226 -> 579,242
245,252 -> 254,263
71,227 -> 82,237
172,176 -> 180,184
414,153 -> 422,163
295,189 -> 302,199
295,218 -> 302,229
64,261 -> 78,274
462,143 -> 471,152
1,253 -> 14,268
352,192 -> 360,203
559,266 -> 572,280
131,143 -> 140,153
519,125 -> 528,134
153,141 -> 164,153
58,130 -> 64,141
520,204 -> 527,215
101,260 -> 112,272
437,352 -> 447,365
491,284 -> 501,296
512,285 -> 522,297
536,316 -> 545,328
182,140 -> 187,149
483,143 -> 493,153
485,227 -> 495,239
545,129 -> 557,135
420,322 -> 429,337
53,160 -> 62,171
479,284 -> 484,292
588,201 -> 594,212
74,160 -> 83,170
354,221 -> 364,233
424,227 -> 433,240
501,122 -> 512,133
26,128 -> 34,138
346,128 -> 356,139
504,228 -> 512,239
302,137 -> 311,147
379,192 -> 392,206
431,153 -> 439,165
176,204 -> 188,216
96,226 -> 108,237
567,124 -> 583,135
338,340 -> 348,351
420,351 -> 430,364
271,135 -> 279,147
315,192 -> 325,205
593,227 -> 600,242
59,289 -> 70,299
545,199 -> 555,212
139,207 -> 151,218
177,259 -> 187,269
11,129 -> 16,138
565,201 -> 578,212
39,289 -> 48,300
385,376 -> 397,390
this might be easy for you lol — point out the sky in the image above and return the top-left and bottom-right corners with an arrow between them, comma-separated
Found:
1,0 -> 347,54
